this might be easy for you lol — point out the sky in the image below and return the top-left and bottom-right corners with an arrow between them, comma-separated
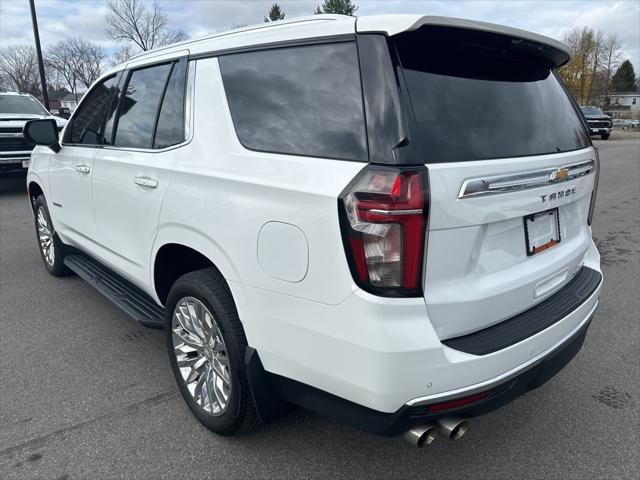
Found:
1,0 -> 639,71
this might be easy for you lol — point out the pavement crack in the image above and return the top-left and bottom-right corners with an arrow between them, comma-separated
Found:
0,389 -> 178,458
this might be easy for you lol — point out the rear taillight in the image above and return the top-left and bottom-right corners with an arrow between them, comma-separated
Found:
338,165 -> 429,297
588,148 -> 600,225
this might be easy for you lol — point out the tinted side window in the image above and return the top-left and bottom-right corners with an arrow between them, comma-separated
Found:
102,72 -> 125,146
67,76 -> 117,145
219,42 -> 367,161
154,61 -> 186,149
114,63 -> 172,149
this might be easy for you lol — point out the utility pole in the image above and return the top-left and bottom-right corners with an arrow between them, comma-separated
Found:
29,0 -> 49,110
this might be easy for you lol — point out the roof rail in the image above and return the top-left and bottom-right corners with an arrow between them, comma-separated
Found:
128,14 -> 351,61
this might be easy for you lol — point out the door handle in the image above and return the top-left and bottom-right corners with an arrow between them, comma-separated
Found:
133,176 -> 158,189
75,164 -> 90,174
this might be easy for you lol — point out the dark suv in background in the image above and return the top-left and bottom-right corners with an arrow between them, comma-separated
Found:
580,106 -> 612,140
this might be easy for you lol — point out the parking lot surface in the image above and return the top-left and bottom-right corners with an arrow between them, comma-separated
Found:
1,138 -> 638,479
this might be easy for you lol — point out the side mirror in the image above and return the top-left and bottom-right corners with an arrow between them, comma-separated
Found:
22,119 -> 60,153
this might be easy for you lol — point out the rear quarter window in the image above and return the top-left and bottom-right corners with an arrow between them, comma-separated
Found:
219,42 -> 368,162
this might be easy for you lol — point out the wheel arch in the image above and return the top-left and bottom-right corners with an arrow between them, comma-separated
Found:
27,180 -> 45,213
151,226 -> 242,307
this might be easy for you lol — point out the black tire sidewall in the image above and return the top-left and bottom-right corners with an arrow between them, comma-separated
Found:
165,273 -> 247,435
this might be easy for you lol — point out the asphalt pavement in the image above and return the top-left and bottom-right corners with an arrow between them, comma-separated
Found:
1,137 -> 638,479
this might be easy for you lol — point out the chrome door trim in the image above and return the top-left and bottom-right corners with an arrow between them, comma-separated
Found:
458,160 -> 595,199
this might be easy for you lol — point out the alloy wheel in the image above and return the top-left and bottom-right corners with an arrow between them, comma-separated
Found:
172,297 -> 231,415
37,206 -> 55,266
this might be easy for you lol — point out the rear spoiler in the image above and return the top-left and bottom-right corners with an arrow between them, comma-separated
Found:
356,15 -> 571,68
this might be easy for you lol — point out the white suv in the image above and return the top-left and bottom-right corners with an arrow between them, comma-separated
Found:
24,15 -> 602,446
0,92 -> 66,173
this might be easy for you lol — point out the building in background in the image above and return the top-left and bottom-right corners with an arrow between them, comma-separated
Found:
59,92 -> 84,112
602,92 -> 640,119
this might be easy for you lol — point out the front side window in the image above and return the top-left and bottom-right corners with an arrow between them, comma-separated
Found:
219,42 -> 367,161
66,76 -> 117,145
114,63 -> 172,148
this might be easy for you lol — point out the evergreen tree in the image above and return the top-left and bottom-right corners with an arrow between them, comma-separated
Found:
610,60 -> 637,92
264,3 -> 285,22
314,0 -> 358,16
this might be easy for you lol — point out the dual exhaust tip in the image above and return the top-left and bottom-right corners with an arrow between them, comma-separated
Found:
402,418 -> 469,448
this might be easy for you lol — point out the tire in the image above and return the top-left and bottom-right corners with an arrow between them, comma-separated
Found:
166,267 -> 258,436
33,195 -> 72,276
601,133 -> 610,140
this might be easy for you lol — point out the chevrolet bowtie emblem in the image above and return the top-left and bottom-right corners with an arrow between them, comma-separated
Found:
549,168 -> 569,182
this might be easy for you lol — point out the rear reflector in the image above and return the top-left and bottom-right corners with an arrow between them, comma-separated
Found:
338,165 -> 429,297
427,392 -> 488,413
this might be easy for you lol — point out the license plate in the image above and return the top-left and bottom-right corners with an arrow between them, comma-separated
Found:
524,208 -> 561,256
22,159 -> 30,168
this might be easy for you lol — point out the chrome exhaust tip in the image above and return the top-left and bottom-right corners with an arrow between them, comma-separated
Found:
402,425 -> 438,448
436,417 -> 469,441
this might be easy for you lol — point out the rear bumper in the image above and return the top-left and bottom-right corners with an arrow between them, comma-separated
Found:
268,314 -> 593,436
241,239 -> 602,415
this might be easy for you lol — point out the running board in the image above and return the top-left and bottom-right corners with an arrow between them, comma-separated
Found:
63,252 -> 165,328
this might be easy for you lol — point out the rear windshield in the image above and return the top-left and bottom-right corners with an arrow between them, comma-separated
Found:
394,27 -> 590,163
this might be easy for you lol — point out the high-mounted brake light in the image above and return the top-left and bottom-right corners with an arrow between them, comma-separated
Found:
588,148 -> 600,225
338,165 -> 429,297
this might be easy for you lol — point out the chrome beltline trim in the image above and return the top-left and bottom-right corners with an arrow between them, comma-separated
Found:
458,159 -> 595,199
405,294 -> 600,407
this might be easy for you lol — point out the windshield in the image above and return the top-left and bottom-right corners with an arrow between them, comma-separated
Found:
581,106 -> 605,116
0,95 -> 49,115
393,27 -> 590,163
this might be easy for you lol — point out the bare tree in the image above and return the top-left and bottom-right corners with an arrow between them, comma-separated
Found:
0,73 -> 9,92
46,40 -> 81,101
45,63 -> 64,91
0,45 -> 41,95
112,44 -> 135,66
71,38 -> 106,89
45,37 -> 105,99
559,28 -> 626,106
585,30 -> 604,104
602,34 -> 623,100
106,0 -> 186,53
559,27 -> 604,104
